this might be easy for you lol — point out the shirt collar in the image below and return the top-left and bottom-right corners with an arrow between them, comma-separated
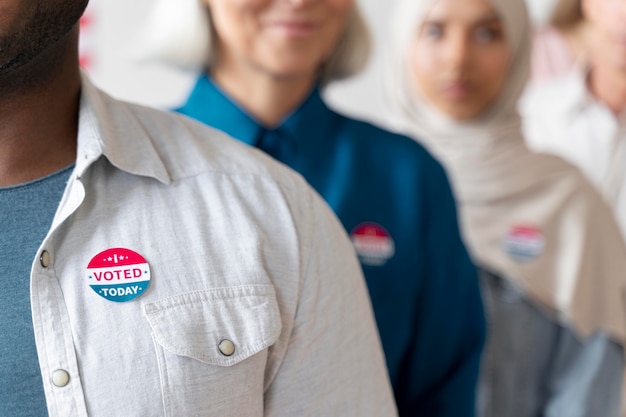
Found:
178,74 -> 339,150
177,75 -> 262,146
76,73 -> 171,184
281,85 -> 338,149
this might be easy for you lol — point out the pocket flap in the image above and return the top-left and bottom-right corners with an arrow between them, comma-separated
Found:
144,285 -> 282,366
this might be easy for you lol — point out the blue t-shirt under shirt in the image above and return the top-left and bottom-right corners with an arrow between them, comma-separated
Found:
0,165 -> 72,416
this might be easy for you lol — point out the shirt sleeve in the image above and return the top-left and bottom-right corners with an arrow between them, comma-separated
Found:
263,184 -> 398,416
394,160 -> 486,417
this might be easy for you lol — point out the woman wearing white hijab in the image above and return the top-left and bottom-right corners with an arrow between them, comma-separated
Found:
387,0 -> 626,415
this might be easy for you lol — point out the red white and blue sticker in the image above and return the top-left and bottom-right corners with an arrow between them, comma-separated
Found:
86,248 -> 151,302
502,225 -> 545,263
351,223 -> 395,266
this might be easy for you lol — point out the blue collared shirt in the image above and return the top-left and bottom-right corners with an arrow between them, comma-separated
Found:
178,75 -> 486,417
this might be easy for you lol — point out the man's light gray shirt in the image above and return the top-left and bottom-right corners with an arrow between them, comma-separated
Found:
30,76 -> 397,417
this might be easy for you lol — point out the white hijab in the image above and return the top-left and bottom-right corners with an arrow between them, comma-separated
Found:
387,0 -> 626,344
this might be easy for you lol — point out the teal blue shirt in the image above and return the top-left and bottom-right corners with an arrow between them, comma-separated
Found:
178,75 -> 486,416
0,165 -> 73,417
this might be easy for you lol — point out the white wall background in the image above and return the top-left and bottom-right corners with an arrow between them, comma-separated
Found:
83,0 -> 558,129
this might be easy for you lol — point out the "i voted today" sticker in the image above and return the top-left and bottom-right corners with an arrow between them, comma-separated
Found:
351,223 -> 396,267
86,248 -> 151,302
502,225 -> 545,263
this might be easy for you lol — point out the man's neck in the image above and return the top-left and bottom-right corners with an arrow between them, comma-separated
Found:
210,54 -> 317,129
0,28 -> 81,187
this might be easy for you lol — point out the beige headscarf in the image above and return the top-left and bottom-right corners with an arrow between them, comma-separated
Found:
387,0 -> 626,344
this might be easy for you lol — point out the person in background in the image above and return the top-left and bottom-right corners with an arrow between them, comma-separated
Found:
521,0 -> 626,239
135,0 -> 486,415
521,2 -> 626,413
0,0 -> 398,415
386,0 -> 626,415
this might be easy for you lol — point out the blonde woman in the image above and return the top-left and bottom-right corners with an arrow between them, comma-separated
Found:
387,0 -> 626,415
135,0 -> 486,415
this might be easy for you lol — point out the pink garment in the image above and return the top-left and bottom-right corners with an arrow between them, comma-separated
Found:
530,27 -> 576,85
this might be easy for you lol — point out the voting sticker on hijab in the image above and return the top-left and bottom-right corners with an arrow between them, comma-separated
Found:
87,248 -> 151,302
351,223 -> 396,266
502,225 -> 545,262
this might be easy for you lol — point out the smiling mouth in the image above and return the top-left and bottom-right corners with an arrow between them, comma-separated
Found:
266,21 -> 320,37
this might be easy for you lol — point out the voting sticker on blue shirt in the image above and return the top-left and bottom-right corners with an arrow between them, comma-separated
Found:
502,225 -> 545,263
351,223 -> 396,266
86,248 -> 151,302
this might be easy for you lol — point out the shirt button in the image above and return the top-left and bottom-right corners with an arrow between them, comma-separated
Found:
40,250 -> 51,268
52,370 -> 70,387
218,339 -> 236,357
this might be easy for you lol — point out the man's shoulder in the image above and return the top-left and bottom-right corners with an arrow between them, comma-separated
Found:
97,88 -> 309,194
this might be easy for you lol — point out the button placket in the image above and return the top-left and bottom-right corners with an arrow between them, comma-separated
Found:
30,171 -> 90,415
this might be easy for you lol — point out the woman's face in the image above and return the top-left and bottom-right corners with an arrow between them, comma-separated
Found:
583,0 -> 626,69
205,0 -> 353,80
410,0 -> 511,120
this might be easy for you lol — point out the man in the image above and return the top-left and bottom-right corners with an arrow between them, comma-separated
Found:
0,1 -> 397,415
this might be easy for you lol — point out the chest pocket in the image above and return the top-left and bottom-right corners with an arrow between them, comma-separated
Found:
144,285 -> 282,417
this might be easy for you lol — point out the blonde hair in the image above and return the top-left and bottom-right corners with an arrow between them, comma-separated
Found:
133,0 -> 371,86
